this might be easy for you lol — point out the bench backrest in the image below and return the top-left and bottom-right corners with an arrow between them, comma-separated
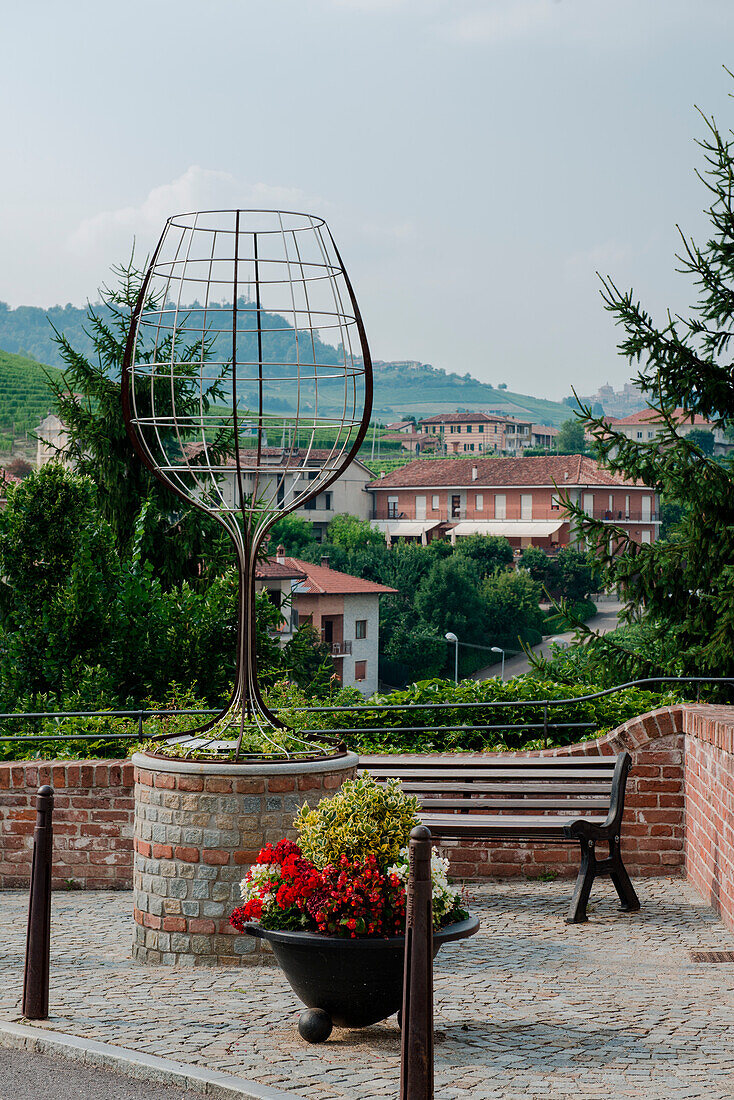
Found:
360,753 -> 629,825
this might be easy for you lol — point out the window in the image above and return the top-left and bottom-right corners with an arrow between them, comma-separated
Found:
304,497 -> 317,511
521,494 -> 532,520
355,620 -> 367,639
387,496 -> 399,519
495,494 -> 506,519
637,431 -> 643,439
451,494 -> 462,518
647,432 -> 654,439
355,660 -> 367,681
475,493 -> 484,510
432,494 -> 440,510
415,494 -> 426,519
324,492 -> 332,510
467,425 -> 472,433
478,425 -> 484,433
551,495 -> 560,510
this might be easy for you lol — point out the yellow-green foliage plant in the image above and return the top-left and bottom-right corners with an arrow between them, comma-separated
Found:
294,773 -> 420,870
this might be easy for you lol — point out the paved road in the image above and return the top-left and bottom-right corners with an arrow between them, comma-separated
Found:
474,598 -> 624,680
0,1048 -> 203,1100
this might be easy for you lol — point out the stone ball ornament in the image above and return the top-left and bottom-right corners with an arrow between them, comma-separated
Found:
122,210 -> 372,762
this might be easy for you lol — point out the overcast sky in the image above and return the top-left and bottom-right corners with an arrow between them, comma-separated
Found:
1,0 -> 731,398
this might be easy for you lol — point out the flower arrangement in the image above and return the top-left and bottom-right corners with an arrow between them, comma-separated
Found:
230,774 -> 468,939
294,773 -> 421,868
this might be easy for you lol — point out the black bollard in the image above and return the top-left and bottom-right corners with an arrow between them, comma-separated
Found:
399,824 -> 434,1100
22,784 -> 54,1020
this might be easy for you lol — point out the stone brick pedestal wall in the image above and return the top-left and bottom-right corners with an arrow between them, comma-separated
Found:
131,751 -> 358,966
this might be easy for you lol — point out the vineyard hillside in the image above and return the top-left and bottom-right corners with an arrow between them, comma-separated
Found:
0,348 -> 59,447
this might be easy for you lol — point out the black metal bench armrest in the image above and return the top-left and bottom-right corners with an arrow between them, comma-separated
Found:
562,751 -> 631,841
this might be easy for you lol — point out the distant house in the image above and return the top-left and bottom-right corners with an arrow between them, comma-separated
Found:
35,413 -> 69,468
531,425 -> 559,449
385,420 -> 415,433
381,430 -> 441,455
602,408 -> 732,455
501,416 -> 533,453
190,447 -> 374,542
368,454 -> 659,550
255,550 -> 396,696
417,411 -> 508,454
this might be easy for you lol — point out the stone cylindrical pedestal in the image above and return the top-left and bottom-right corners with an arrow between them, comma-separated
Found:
131,751 -> 358,966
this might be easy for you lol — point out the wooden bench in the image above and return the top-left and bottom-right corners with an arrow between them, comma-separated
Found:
361,752 -> 640,924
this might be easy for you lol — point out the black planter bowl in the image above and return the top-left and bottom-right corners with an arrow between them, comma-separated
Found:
245,916 -> 479,1041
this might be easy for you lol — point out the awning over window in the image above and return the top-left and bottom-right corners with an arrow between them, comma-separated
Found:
371,520 -> 444,538
449,520 -> 566,538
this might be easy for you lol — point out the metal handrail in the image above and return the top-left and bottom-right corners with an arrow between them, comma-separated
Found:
0,677 -> 730,745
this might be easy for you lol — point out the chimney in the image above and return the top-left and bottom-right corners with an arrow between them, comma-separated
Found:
472,465 -> 478,481
276,544 -> 285,564
320,555 -> 330,569
380,471 -> 386,478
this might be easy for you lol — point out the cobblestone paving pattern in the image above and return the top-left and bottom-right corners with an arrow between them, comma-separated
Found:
1,880 -> 734,1099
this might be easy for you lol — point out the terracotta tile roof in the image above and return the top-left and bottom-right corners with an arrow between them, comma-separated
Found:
285,558 -> 397,596
607,407 -> 713,427
367,455 -> 648,490
532,424 -> 559,436
255,559 -> 306,581
185,444 -> 371,471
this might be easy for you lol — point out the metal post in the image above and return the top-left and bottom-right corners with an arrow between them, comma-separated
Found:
23,784 -> 54,1020
454,639 -> 458,685
400,824 -> 434,1100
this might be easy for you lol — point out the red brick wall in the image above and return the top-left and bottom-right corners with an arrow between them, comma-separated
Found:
0,760 -> 134,889
684,705 -> 734,932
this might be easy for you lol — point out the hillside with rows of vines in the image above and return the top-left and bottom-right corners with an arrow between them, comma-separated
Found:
0,347 -> 59,449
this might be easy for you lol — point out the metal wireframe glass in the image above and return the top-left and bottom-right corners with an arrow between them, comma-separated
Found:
121,210 -> 372,760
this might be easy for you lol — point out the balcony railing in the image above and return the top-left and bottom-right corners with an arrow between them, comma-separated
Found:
330,641 -> 352,657
592,510 -> 659,523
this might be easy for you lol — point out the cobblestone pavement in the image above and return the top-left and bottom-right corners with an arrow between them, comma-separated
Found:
2,878 -> 734,1099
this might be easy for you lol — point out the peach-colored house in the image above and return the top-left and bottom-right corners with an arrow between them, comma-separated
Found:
368,454 -> 659,550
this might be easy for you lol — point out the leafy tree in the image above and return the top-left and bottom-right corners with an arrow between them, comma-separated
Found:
454,535 -> 513,577
47,258 -> 231,589
519,547 -> 561,593
556,548 -> 602,601
568,94 -> 734,682
266,513 -> 317,556
686,427 -> 715,455
326,513 -> 386,551
555,419 -> 586,454
480,570 -> 544,641
282,623 -> 336,698
414,557 -> 487,644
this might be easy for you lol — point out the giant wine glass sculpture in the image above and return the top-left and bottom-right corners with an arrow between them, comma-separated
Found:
122,210 -> 372,761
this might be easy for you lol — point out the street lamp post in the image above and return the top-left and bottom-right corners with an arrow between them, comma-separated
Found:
445,632 -> 459,684
490,646 -> 505,681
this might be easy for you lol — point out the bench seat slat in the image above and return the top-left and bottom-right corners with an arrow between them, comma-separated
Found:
421,812 -> 608,840
418,798 -> 611,811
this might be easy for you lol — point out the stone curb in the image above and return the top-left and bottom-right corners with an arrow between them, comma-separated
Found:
0,1019 -> 305,1100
